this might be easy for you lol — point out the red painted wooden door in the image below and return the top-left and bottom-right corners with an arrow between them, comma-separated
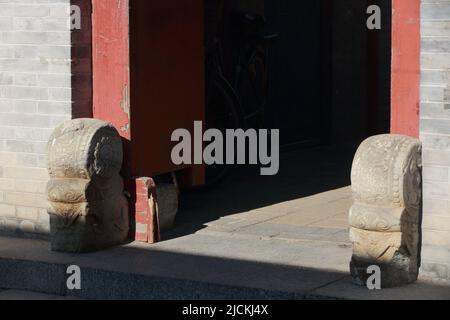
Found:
390,0 -> 420,138
129,0 -> 205,182
92,0 -> 205,183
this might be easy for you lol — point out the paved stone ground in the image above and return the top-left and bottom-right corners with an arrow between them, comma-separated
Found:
1,144 -> 449,299
169,144 -> 356,246
183,186 -> 351,245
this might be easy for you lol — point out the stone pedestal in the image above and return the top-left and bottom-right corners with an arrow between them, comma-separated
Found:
349,134 -> 422,288
47,119 -> 129,253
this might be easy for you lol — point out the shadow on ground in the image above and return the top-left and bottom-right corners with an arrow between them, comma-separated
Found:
0,235 -> 346,299
1,236 -> 449,300
166,142 -> 358,239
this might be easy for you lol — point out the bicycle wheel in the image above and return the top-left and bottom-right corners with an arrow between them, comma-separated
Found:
237,46 -> 268,129
204,73 -> 242,187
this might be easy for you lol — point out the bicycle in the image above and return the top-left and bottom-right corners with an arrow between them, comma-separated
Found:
204,12 -> 278,186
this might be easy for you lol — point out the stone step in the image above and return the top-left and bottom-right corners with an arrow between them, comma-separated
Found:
0,236 -> 449,300
0,235 -> 349,299
0,289 -> 79,300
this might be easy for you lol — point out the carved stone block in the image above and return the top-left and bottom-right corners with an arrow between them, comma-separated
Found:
350,134 -> 422,288
47,119 -> 129,252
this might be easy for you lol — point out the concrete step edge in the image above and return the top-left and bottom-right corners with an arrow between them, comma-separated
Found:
0,257 -> 325,300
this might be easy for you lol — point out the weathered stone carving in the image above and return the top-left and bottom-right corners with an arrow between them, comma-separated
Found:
350,134 -> 422,288
47,119 -> 129,252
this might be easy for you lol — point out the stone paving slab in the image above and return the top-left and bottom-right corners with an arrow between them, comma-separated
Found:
177,186 -> 352,244
226,222 -> 349,243
174,186 -> 353,247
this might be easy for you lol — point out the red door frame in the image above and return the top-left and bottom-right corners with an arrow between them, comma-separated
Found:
390,0 -> 421,138
91,0 -> 131,142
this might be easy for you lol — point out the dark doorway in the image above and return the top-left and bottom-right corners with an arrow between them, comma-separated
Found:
263,0 -> 392,147
265,0 -> 326,147
168,0 -> 392,238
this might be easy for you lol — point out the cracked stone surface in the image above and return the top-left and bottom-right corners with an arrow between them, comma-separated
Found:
349,134 -> 422,288
47,119 -> 129,253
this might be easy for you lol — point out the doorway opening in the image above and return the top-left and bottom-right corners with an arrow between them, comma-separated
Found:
166,0 -> 392,247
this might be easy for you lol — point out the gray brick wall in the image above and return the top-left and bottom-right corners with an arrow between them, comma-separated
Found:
420,0 -> 450,280
0,0 -> 72,237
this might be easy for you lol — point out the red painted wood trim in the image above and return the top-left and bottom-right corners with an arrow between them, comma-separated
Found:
92,0 -> 131,141
125,177 -> 160,243
391,0 -> 421,137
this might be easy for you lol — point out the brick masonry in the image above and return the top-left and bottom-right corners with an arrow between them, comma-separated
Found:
420,0 -> 450,280
125,177 -> 160,243
0,0 -> 146,242
0,0 -> 72,237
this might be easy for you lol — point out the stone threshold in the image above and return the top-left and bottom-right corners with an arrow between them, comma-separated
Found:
0,236 -> 449,300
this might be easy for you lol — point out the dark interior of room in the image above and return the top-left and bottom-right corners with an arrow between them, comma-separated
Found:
204,0 -> 391,147
170,0 -> 393,235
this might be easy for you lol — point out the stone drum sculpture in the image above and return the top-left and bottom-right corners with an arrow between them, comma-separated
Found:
350,134 -> 422,287
47,119 -> 129,252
